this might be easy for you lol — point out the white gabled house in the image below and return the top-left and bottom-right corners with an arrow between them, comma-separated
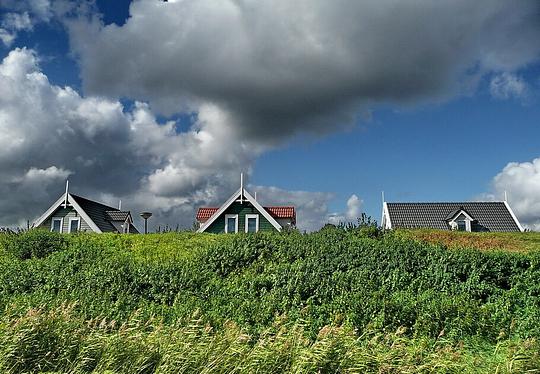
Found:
34,183 -> 138,234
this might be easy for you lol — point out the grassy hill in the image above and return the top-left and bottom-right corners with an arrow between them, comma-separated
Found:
0,227 -> 539,373
403,229 -> 540,253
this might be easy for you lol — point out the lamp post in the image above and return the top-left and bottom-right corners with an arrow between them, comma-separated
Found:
140,212 -> 152,234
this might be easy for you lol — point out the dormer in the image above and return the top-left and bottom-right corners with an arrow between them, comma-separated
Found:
445,207 -> 475,232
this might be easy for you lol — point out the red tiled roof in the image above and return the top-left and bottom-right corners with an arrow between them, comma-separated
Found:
196,206 -> 296,223
265,206 -> 296,222
197,207 -> 219,223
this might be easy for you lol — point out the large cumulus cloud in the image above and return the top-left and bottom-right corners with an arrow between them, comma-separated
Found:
0,48 -> 263,228
67,0 -> 540,143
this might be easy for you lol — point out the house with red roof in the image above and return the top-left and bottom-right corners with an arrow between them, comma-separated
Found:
196,175 -> 296,233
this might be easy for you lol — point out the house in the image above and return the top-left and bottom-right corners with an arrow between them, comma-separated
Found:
34,184 -> 138,234
381,200 -> 523,232
196,177 -> 296,233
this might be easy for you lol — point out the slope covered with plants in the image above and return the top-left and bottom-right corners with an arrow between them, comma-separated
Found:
0,227 -> 539,372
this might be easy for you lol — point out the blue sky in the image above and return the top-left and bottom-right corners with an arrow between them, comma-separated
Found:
1,0 -> 540,231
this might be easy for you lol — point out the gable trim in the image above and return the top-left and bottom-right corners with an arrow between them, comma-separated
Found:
197,188 -> 282,233
33,193 -> 103,233
34,194 -> 67,229
504,201 -> 524,232
382,202 -> 392,229
67,194 -> 103,233
447,209 -> 474,223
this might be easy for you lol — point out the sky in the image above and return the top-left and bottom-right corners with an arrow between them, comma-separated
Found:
1,0 -> 540,232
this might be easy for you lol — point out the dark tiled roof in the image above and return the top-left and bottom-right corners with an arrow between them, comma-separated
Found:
386,202 -> 521,232
105,210 -> 131,221
71,194 -> 139,233
196,206 -> 296,223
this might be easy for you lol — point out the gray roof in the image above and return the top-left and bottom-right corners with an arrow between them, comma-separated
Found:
104,210 -> 131,222
386,202 -> 521,232
70,194 -> 139,233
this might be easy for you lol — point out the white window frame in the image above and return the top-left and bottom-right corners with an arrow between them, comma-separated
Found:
68,217 -> 80,233
449,211 -> 473,232
51,218 -> 63,233
123,217 -> 131,234
245,214 -> 259,233
225,214 -> 239,233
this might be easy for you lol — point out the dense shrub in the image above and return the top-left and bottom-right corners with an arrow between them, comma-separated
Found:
0,229 -> 540,371
2,229 -> 67,260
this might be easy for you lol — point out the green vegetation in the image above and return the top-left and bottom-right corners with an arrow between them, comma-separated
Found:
0,227 -> 539,372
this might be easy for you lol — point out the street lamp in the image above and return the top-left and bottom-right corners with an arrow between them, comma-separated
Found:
140,212 -> 152,234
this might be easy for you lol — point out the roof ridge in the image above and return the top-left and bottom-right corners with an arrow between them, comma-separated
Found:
70,194 -> 119,211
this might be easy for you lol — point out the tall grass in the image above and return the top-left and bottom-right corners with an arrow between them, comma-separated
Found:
0,304 -> 538,373
1,228 -> 540,372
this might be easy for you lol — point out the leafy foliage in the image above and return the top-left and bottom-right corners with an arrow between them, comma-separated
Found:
1,229 -> 67,260
0,228 -> 540,371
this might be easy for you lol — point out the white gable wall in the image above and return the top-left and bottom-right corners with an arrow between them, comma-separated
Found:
37,207 -> 94,233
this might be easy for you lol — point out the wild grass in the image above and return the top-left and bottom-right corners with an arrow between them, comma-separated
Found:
399,229 -> 540,253
0,227 -> 540,372
0,304 -> 538,373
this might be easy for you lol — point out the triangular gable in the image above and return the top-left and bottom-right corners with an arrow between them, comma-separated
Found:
33,193 -> 102,233
445,208 -> 475,222
197,188 -> 282,233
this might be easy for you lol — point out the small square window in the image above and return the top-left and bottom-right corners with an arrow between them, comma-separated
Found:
51,218 -> 62,233
245,214 -> 259,233
225,214 -> 238,233
69,218 -> 80,233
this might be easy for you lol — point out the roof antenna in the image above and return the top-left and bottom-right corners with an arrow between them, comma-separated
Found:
504,190 -> 508,202
118,200 -> 122,210
240,172 -> 244,204
63,180 -> 69,208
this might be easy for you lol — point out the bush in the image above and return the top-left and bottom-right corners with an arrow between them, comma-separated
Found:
3,229 -> 67,260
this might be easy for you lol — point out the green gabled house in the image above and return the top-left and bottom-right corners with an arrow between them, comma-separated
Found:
33,182 -> 139,234
196,179 -> 296,233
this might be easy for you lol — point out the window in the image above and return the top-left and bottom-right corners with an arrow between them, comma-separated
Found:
225,214 -> 238,233
68,218 -> 80,233
51,218 -> 63,233
245,214 -> 259,233
457,220 -> 466,231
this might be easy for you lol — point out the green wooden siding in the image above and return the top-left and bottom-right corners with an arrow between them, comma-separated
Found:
205,202 -> 279,233
38,207 -> 94,233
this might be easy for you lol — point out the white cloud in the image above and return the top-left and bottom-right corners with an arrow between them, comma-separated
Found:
250,185 -> 334,232
327,194 -> 364,226
484,158 -> 540,230
490,73 -> 529,100
0,28 -> 16,47
0,48 -> 264,228
0,0 -> 52,46
0,12 -> 33,47
251,186 -> 364,231
2,12 -> 33,31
